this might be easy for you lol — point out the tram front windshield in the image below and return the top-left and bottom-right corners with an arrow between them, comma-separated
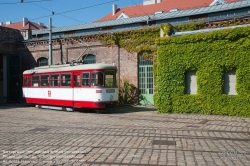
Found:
104,70 -> 116,87
91,70 -> 116,87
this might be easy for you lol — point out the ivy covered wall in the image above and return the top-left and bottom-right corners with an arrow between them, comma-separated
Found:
155,27 -> 250,117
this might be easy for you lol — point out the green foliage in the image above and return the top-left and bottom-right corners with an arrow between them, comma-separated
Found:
97,27 -> 159,58
91,19 -> 249,61
119,79 -> 138,105
155,27 -> 250,117
160,23 -> 174,36
173,22 -> 205,32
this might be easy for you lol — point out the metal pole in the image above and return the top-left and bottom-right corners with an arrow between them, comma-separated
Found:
49,17 -> 52,65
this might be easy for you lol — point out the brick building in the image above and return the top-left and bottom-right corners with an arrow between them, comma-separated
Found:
3,0 -> 250,104
0,18 -> 47,103
0,27 -> 23,103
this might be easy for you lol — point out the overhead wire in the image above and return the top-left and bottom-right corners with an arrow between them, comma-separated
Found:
30,0 -> 119,23
0,0 -> 53,5
130,0 -> 151,19
29,2 -> 85,24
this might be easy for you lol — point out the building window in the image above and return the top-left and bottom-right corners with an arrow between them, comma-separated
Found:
190,14 -> 208,21
37,57 -> 48,67
140,21 -> 156,27
185,71 -> 197,94
64,31 -> 75,36
82,54 -> 96,64
224,70 -> 237,95
100,27 -> 113,31
139,55 -> 153,66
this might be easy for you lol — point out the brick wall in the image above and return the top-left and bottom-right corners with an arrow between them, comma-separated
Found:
21,39 -> 139,87
0,26 -> 22,54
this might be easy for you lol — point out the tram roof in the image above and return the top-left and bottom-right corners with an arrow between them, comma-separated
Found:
23,63 -> 117,74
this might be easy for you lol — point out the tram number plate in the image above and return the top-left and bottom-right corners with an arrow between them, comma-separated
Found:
106,89 -> 115,93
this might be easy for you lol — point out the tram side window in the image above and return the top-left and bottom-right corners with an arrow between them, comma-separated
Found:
25,77 -> 31,87
61,74 -> 71,86
23,77 -> 31,87
105,70 -> 116,87
92,72 -> 103,86
50,74 -> 60,87
41,75 -> 49,87
32,75 -> 40,87
82,73 -> 90,86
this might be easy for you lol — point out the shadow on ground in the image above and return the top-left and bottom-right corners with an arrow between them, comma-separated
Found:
0,103 -> 32,110
75,105 -> 157,114
0,103 -> 157,114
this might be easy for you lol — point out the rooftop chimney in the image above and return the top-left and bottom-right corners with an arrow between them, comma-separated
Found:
6,21 -> 12,25
38,22 -> 44,26
143,0 -> 156,5
23,17 -> 28,27
112,4 -> 117,15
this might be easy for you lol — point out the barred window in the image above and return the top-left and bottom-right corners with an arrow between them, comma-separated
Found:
82,54 -> 96,64
37,57 -> 48,67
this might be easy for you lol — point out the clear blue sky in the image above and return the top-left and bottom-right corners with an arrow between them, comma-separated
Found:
0,0 -> 142,27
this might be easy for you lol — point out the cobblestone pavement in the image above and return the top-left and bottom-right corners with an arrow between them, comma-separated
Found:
0,104 -> 250,166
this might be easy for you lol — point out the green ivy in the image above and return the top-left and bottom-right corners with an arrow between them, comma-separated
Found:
173,22 -> 205,32
72,19 -> 249,61
155,27 -> 250,117
97,27 -> 160,58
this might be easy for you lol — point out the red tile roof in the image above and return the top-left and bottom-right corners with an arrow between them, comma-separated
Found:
1,21 -> 47,30
96,0 -> 242,22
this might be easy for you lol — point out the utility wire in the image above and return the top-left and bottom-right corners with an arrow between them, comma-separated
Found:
130,0 -> 150,19
30,2 -> 85,24
0,0 -> 52,5
30,0 -> 119,21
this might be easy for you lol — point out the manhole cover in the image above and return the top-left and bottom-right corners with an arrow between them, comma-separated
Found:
186,125 -> 200,128
152,140 -> 176,145
29,128 -> 50,132
199,120 -> 209,124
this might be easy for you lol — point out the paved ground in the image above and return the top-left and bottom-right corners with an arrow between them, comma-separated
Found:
0,104 -> 250,166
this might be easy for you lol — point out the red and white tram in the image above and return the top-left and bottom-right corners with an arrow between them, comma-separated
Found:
22,63 -> 118,111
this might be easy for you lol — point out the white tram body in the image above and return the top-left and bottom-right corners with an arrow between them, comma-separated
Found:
22,63 -> 118,109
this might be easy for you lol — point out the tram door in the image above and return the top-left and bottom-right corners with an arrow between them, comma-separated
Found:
73,72 -> 82,107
